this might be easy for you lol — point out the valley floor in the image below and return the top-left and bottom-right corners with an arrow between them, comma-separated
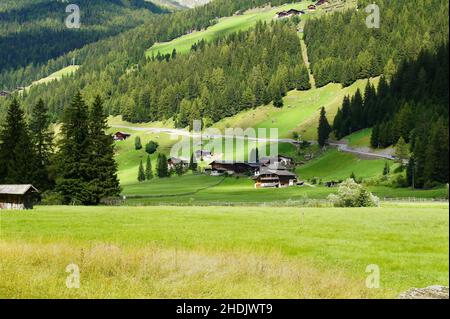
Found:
1,203 -> 448,298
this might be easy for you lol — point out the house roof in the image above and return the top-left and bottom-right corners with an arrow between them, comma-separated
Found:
258,168 -> 297,177
114,131 -> 131,136
0,184 -> 39,195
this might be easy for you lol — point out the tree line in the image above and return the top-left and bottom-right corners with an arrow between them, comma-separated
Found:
333,44 -> 449,189
0,0 -> 302,118
0,93 -> 121,205
304,0 -> 449,87
121,20 -> 309,125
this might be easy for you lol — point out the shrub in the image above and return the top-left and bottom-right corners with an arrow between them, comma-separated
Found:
328,179 -> 379,207
145,141 -> 159,155
134,136 -> 142,150
40,191 -> 64,205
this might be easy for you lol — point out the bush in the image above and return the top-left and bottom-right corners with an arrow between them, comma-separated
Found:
40,191 -> 64,205
328,179 -> 380,207
145,141 -> 159,155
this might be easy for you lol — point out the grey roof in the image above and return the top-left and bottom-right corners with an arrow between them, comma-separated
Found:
0,184 -> 38,195
259,168 -> 297,177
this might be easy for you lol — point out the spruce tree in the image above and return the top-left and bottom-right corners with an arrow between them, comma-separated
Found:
138,160 -> 145,182
29,98 -> 54,190
156,153 -> 169,178
87,95 -> 121,203
318,107 -> 332,147
135,136 -> 142,150
56,92 -> 92,205
0,98 -> 35,184
145,155 -> 153,180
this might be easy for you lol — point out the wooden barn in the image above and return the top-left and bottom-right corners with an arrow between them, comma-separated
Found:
0,184 -> 39,210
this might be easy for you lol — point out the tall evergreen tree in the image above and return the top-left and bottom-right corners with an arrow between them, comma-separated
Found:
87,95 -> 121,203
29,98 -> 54,190
156,153 -> 169,178
0,98 -> 35,184
55,92 -> 92,205
138,160 -> 145,182
318,107 -> 332,147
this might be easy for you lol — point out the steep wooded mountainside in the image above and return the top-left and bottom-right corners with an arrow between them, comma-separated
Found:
304,0 -> 449,87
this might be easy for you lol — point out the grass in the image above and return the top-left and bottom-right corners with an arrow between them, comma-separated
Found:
22,65 -> 80,92
0,204 -> 448,298
297,148 -> 390,181
146,1 -> 315,57
345,128 -> 373,148
213,78 -> 379,140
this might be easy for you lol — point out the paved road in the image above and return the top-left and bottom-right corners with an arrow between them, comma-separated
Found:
113,125 -> 395,160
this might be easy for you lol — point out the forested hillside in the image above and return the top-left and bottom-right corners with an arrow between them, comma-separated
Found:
0,0 -> 165,89
122,20 -> 310,125
333,44 -> 449,188
304,0 -> 449,87
0,0 -> 302,117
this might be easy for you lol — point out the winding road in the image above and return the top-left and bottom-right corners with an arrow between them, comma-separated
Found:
113,124 -> 395,160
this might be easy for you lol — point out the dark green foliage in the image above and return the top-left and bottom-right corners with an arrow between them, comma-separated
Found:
317,107 -> 331,147
134,136 -> 142,150
56,93 -> 120,204
156,153 -> 169,178
0,98 -> 35,184
304,0 -> 448,87
174,162 -> 185,177
145,140 -> 159,155
0,0 -> 165,78
55,92 -> 92,204
137,160 -> 145,182
86,96 -> 121,203
333,44 -> 449,188
29,98 -> 54,190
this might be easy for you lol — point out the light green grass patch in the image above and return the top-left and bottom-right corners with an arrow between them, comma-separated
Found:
146,1 -> 314,57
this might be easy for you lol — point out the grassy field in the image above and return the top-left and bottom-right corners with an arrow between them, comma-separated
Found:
1,203 -> 448,298
146,1 -> 315,57
345,129 -> 373,148
21,65 -> 80,92
213,78 -> 379,140
297,148 -> 390,181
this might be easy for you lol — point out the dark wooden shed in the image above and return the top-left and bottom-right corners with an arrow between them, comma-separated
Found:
0,185 -> 39,210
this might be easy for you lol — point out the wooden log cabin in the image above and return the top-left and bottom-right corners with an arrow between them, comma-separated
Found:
0,184 -> 39,210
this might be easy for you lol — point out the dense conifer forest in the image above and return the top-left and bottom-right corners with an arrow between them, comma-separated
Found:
333,44 -> 449,188
304,0 -> 449,87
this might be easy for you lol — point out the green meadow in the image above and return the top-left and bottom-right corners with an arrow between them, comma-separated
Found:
1,203 -> 448,298
146,1 -> 315,57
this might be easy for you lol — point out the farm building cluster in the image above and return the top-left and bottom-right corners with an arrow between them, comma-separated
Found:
208,155 -> 302,189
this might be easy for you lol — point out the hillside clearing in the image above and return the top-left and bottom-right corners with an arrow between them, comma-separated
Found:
146,1 -> 315,57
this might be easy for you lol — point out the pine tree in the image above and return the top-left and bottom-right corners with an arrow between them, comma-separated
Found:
156,153 -> 169,178
145,155 -> 153,180
87,95 -> 121,203
318,107 -> 332,147
0,98 -> 35,184
138,160 -> 145,182
29,98 -> 54,190
56,92 -> 92,205
135,136 -> 142,150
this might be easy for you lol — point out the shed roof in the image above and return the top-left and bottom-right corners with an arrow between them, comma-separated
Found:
0,184 -> 39,195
